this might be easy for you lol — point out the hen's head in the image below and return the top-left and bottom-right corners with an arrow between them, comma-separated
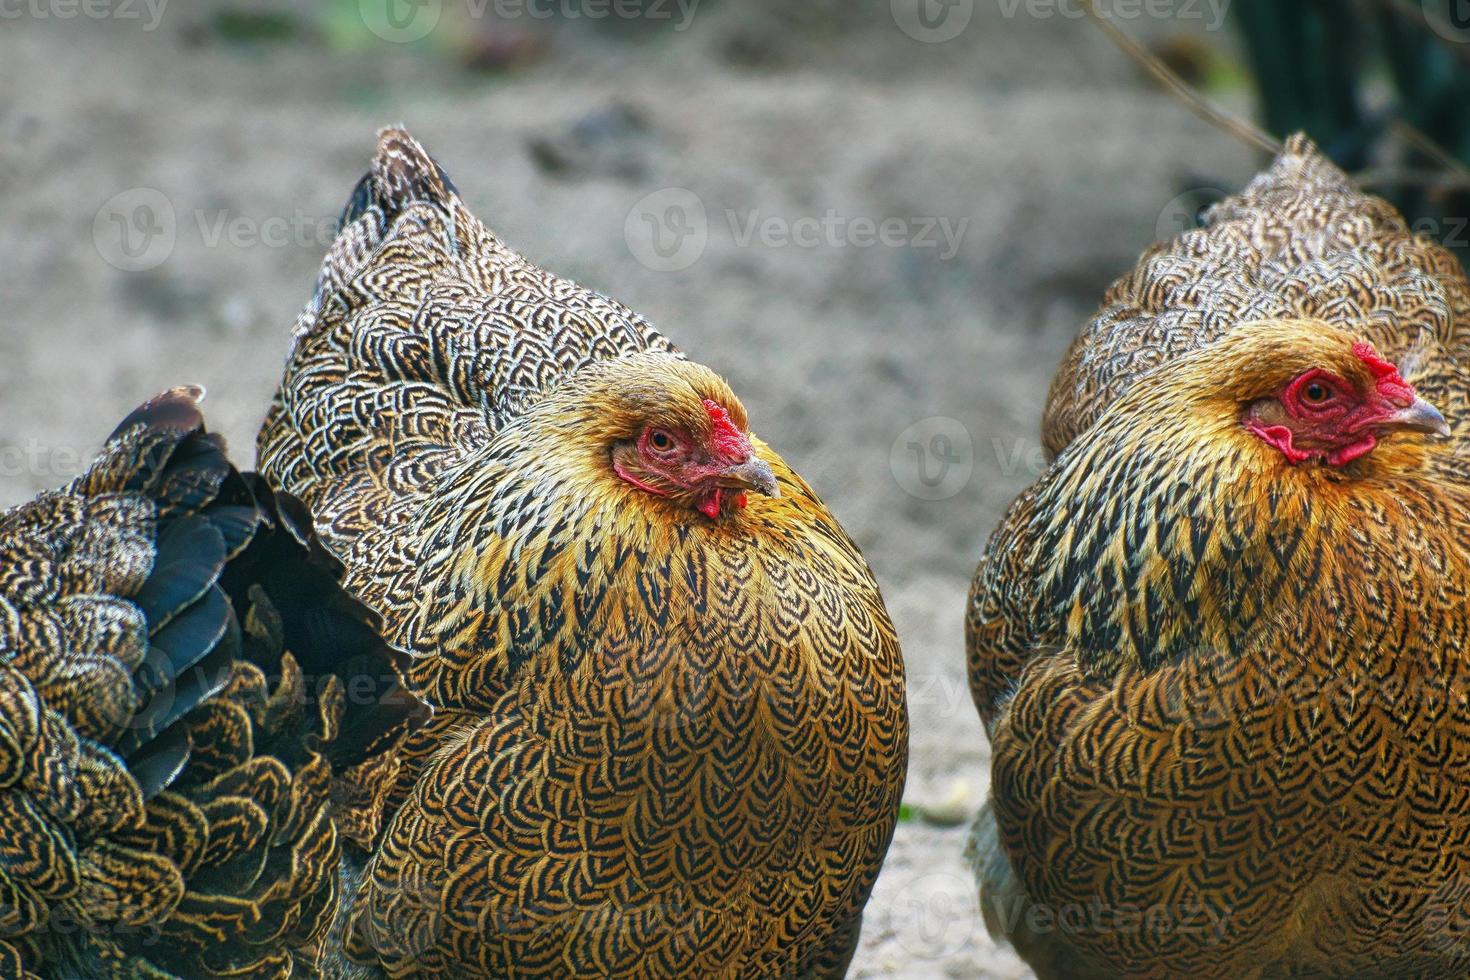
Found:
570,355 -> 780,520
1225,322 -> 1450,467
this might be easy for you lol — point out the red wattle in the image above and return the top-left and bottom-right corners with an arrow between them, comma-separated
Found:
1249,421 -> 1314,464
697,488 -> 723,519
1327,434 -> 1377,467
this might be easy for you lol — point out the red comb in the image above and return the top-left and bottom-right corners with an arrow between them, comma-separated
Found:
1352,342 -> 1415,406
702,399 -> 749,459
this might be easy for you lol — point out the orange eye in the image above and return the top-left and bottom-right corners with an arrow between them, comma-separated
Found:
648,430 -> 675,452
1302,382 -> 1332,404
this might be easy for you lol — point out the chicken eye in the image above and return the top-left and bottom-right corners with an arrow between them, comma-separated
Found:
1302,382 -> 1332,404
648,429 -> 676,453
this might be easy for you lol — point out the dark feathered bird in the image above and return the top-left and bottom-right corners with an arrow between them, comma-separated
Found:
256,128 -> 909,978
0,387 -> 346,978
969,135 -> 1470,978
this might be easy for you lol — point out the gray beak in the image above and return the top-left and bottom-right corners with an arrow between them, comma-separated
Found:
718,457 -> 781,498
1384,396 -> 1451,438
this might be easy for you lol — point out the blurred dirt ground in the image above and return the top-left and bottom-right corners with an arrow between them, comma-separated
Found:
0,2 -> 1263,975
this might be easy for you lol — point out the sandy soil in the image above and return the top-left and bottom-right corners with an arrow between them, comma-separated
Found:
0,2 -> 1262,974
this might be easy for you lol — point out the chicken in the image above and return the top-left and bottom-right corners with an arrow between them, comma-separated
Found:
1042,133 -> 1470,460
0,386 -> 346,979
256,128 -> 908,978
967,135 -> 1470,978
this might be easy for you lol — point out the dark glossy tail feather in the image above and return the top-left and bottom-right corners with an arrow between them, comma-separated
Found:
226,476 -> 422,772
132,514 -> 229,629
79,385 -> 400,798
4,386 -> 350,975
111,395 -> 415,798
95,394 -> 264,800
100,395 -> 256,796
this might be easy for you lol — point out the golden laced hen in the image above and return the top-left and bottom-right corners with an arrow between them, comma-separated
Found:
968,134 -> 1470,979
256,128 -> 908,978
0,387 -> 346,979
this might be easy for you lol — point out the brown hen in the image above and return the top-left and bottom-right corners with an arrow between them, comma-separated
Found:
0,387 -> 347,979
256,128 -> 908,978
968,135 -> 1470,978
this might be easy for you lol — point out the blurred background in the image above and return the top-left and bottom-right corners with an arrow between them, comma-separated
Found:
4,1 -> 1470,975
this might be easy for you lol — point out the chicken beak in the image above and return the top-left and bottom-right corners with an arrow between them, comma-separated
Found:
1384,396 -> 1451,438
718,457 -> 781,498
